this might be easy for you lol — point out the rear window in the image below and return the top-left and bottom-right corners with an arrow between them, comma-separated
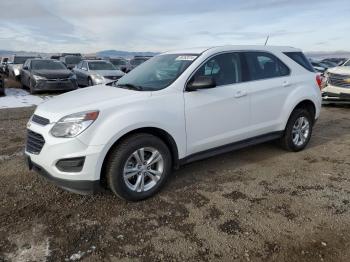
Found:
284,52 -> 315,72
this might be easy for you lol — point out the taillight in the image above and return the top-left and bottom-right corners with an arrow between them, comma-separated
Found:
316,74 -> 322,90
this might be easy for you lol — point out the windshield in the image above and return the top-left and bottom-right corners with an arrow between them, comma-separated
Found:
110,59 -> 127,66
14,56 -> 37,64
32,60 -> 67,70
65,56 -> 81,65
343,60 -> 350,66
88,61 -> 116,70
115,54 -> 198,91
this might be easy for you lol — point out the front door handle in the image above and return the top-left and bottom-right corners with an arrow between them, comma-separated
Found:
282,81 -> 291,87
234,90 -> 247,98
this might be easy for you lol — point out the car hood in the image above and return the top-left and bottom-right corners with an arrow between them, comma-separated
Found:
35,85 -> 150,121
327,66 -> 350,75
32,69 -> 73,79
91,70 -> 124,77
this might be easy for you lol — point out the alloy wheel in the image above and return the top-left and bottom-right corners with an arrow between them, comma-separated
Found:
123,147 -> 164,192
292,116 -> 310,147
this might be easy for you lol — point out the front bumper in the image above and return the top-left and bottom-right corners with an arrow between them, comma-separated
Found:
33,79 -> 78,91
26,155 -> 100,194
25,121 -> 106,194
322,84 -> 350,104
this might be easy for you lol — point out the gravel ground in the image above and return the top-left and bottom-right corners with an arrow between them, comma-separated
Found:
0,105 -> 349,262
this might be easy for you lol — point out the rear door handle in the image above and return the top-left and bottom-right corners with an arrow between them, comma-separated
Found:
234,90 -> 247,98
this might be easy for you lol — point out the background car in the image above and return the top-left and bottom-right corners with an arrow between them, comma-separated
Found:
127,56 -> 152,72
20,59 -> 78,94
322,58 -> 350,104
59,55 -> 82,70
8,55 -> 40,80
109,57 -> 129,72
73,60 -> 124,86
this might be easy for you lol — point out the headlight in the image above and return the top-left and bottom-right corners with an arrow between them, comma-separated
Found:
33,75 -> 46,81
50,111 -> 99,138
14,68 -> 20,76
91,74 -> 104,80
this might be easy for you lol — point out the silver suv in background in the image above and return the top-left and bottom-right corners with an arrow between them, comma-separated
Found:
127,56 -> 152,72
59,55 -> 82,70
73,60 -> 125,86
109,57 -> 129,72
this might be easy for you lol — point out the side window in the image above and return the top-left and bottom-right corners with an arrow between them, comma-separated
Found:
245,52 -> 290,80
190,53 -> 243,86
82,61 -> 88,70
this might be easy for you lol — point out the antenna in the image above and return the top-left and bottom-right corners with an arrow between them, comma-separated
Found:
264,35 -> 269,46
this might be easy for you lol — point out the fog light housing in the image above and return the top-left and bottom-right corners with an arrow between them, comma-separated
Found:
56,157 -> 85,172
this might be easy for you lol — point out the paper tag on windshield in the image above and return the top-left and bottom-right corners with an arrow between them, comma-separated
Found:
175,55 -> 197,61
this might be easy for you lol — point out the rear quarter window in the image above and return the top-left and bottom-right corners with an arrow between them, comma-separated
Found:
244,52 -> 290,81
283,52 -> 315,72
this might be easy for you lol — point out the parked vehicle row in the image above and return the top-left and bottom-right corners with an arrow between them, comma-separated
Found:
25,45 -> 322,201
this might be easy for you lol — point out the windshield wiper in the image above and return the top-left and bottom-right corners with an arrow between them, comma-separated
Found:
116,83 -> 144,91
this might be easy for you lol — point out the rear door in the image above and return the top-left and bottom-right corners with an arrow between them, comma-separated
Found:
184,52 -> 251,155
243,51 -> 291,135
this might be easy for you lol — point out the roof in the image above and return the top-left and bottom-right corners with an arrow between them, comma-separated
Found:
163,45 -> 301,55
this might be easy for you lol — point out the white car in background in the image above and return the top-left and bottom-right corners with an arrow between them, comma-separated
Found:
322,59 -> 350,103
8,55 -> 40,80
25,45 -> 322,201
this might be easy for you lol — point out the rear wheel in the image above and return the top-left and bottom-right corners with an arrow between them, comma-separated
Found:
280,108 -> 313,151
106,134 -> 172,201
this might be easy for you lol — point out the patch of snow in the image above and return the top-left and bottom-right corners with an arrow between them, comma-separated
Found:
0,88 -> 53,109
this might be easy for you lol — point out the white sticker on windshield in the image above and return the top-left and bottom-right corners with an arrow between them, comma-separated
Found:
175,55 -> 197,61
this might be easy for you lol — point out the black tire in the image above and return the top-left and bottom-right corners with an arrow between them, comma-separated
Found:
106,133 -> 172,201
88,78 -> 93,87
29,80 -> 37,95
280,108 -> 313,152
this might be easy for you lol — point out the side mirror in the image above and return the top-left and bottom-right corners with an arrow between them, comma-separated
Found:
121,66 -> 127,73
186,76 -> 216,91
23,66 -> 29,70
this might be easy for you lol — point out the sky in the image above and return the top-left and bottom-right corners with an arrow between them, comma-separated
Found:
0,0 -> 349,53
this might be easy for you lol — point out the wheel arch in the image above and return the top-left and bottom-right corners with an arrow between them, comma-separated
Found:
99,127 -> 180,188
284,99 -> 317,130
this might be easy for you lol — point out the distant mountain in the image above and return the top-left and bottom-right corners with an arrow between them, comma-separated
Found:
96,50 -> 159,58
305,51 -> 350,59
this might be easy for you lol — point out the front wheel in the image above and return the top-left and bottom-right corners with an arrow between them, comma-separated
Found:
106,134 -> 172,201
280,108 -> 313,152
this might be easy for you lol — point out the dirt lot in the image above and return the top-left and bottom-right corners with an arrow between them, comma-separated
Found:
0,105 -> 349,262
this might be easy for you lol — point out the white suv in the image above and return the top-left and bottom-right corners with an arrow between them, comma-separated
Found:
25,46 -> 322,201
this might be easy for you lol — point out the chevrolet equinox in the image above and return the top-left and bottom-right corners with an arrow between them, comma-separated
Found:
25,46 -> 322,201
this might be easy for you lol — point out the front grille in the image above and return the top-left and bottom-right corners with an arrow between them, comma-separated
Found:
32,114 -> 50,126
26,130 -> 45,154
104,75 -> 121,80
328,73 -> 350,88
